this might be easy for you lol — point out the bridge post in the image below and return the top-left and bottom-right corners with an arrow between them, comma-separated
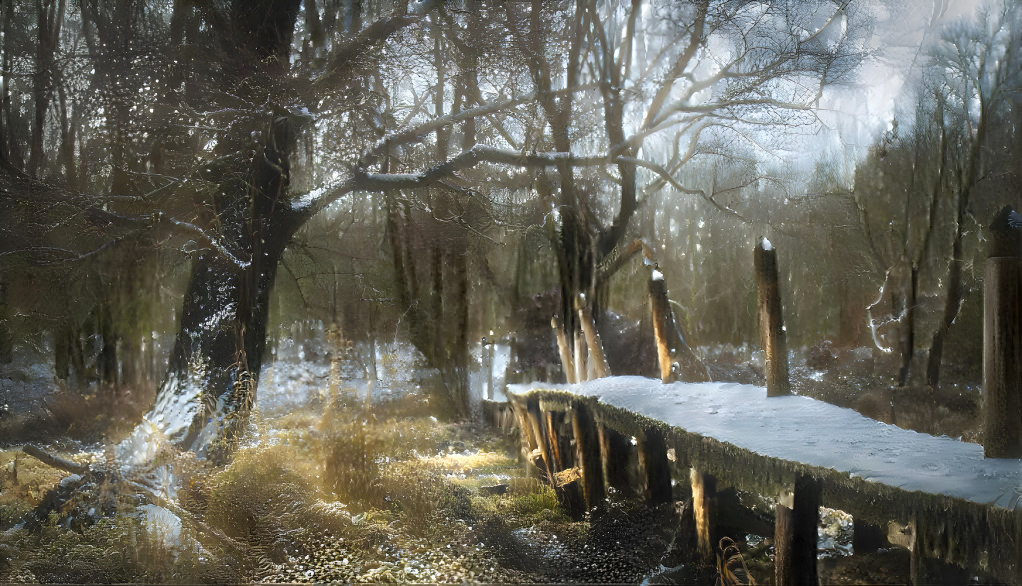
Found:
852,518 -> 886,554
909,517 -> 969,585
570,400 -> 605,511
598,424 -> 637,498
774,475 -> 820,586
525,396 -> 556,481
755,238 -> 791,396
690,468 -> 719,564
649,270 -> 677,383
984,206 -> 1022,458
638,427 -> 673,504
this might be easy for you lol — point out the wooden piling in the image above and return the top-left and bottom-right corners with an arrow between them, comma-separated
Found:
755,238 -> 791,397
690,468 -> 718,564
984,206 -> 1022,458
909,518 -> 970,585
598,424 -> 636,497
852,518 -> 885,554
552,317 -> 576,384
525,396 -> 556,481
774,475 -> 820,586
639,427 -> 673,504
571,400 -> 605,511
482,340 -> 494,400
574,328 -> 587,383
649,271 -> 677,383
648,270 -> 711,383
546,408 -> 587,518
577,300 -> 610,379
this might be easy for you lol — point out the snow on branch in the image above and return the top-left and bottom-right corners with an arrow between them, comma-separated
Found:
164,215 -> 251,269
866,268 -> 903,354
355,145 -> 608,190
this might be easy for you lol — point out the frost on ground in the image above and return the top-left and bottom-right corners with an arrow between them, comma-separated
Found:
510,376 -> 1022,509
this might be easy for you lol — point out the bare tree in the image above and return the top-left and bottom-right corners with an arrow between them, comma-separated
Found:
924,0 -> 1021,387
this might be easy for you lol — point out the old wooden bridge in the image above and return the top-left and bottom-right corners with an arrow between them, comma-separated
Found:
483,379 -> 1022,585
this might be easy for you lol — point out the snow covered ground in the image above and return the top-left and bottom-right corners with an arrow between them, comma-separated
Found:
509,377 -> 1022,509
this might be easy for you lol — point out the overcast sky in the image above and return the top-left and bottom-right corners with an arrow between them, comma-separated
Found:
779,0 -> 985,180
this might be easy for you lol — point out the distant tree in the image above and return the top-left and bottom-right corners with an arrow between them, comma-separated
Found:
922,0 -> 1021,387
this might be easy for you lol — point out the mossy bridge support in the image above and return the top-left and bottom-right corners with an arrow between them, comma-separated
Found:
483,389 -> 1022,584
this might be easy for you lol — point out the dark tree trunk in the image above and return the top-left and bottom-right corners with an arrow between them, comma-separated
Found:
121,0 -> 302,465
0,280 -> 11,364
29,0 -> 64,176
926,204 -> 966,388
897,265 -> 919,387
143,111 -> 301,464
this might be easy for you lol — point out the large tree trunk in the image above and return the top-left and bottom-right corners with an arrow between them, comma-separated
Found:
119,0 -> 302,465
122,113 -> 300,465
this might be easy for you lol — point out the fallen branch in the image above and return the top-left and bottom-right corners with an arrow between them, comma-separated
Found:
22,444 -> 90,475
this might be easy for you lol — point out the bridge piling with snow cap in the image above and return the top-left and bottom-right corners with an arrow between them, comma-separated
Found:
755,238 -> 791,397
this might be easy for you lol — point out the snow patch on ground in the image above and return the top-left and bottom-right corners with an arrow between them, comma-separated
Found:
509,377 -> 1022,509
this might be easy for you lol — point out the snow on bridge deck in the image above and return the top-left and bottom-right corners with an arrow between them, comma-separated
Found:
509,376 -> 1022,509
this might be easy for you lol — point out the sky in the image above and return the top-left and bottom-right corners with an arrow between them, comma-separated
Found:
817,0 -> 984,162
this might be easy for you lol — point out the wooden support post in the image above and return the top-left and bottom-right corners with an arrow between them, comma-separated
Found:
909,518 -> 969,585
690,468 -> 718,564
544,408 -> 586,518
545,410 -> 568,472
598,424 -> 636,498
639,427 -> 672,505
552,317 -> 576,384
574,328 -> 587,383
649,271 -> 677,383
755,238 -> 791,397
525,396 -> 556,481
482,339 -> 494,400
774,475 -> 820,586
1015,507 -> 1022,586
852,518 -> 886,554
648,267 -> 710,383
984,206 -> 1022,458
571,401 -> 605,511
577,300 -> 610,378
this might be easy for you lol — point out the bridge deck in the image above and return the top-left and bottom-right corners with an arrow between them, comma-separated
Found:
503,377 -> 1022,581
510,376 -> 1022,509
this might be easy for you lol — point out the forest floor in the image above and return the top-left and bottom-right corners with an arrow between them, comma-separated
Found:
0,392 -> 706,584
0,343 -> 984,584
0,391 -> 934,585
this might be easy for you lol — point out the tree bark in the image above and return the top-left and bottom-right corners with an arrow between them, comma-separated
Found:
120,0 -> 303,465
29,0 -> 65,176
897,265 -> 918,387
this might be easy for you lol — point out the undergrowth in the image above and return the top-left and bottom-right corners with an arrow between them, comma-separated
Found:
0,388 -> 580,584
